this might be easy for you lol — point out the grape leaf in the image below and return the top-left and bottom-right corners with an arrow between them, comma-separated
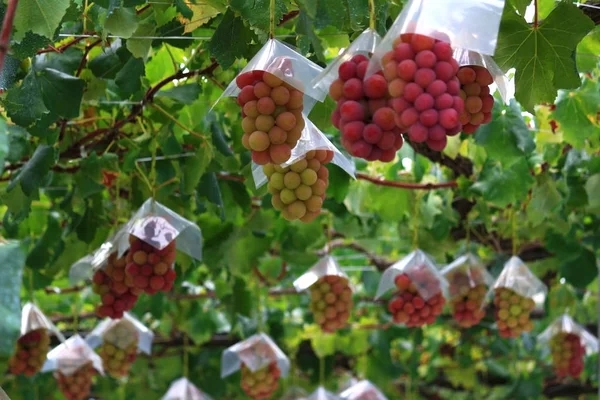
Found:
0,55 -> 21,90
230,0 -> 286,33
296,11 -> 326,63
527,173 -> 562,225
475,99 -> 535,164
495,2 -> 594,111
7,145 -> 56,196
0,120 -> 10,175
552,78 -> 600,149
471,158 -> 534,207
207,10 -> 252,69
510,0 -> 530,15
105,7 -> 139,38
11,32 -> 51,59
546,232 -> 597,288
182,4 -> 220,33
156,84 -> 202,104
115,57 -> 145,96
585,173 -> 600,214
127,23 -> 156,59
577,26 -> 600,72
175,0 -> 193,19
4,72 -> 49,128
182,145 -> 212,195
0,242 -> 25,357
26,214 -> 64,269
38,68 -> 85,119
13,0 -> 70,41
33,47 -> 83,75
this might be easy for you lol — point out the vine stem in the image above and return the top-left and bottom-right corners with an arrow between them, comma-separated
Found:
183,333 -> 189,378
533,0 -> 539,28
511,208 -> 517,255
368,0 -> 376,30
412,192 -> 422,249
0,0 -> 19,76
269,0 -> 276,39
319,355 -> 325,386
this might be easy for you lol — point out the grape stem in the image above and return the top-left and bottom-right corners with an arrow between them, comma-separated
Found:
0,0 -> 19,77
533,0 -> 539,28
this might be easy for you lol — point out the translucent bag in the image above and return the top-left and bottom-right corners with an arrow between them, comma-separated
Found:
491,256 -> 548,304
311,28 -> 382,96
86,312 -> 154,355
339,380 -> 388,400
42,335 -> 104,377
538,314 -> 599,356
280,386 -> 309,400
221,333 -> 290,378
308,387 -> 342,400
116,198 -> 202,261
162,377 -> 214,400
69,234 -> 120,284
20,302 -> 65,340
452,48 -> 509,103
252,118 -> 356,189
293,256 -> 350,292
367,0 -> 505,79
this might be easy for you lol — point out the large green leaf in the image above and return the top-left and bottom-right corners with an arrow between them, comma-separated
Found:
230,0 -> 286,33
527,173 -> 562,225
471,158 -> 534,207
577,26 -> 600,72
4,72 -> 49,128
495,2 -> 594,111
7,145 -> 56,196
38,69 -> 85,119
207,10 -> 252,69
104,7 -> 139,38
0,242 -> 25,357
182,145 -> 213,195
13,0 -> 70,41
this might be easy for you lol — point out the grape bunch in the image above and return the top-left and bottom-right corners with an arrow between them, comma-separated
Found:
263,150 -> 332,222
56,363 -> 96,400
236,70 -> 305,165
380,33 -> 463,151
493,288 -> 535,338
97,320 -> 138,378
8,329 -> 50,376
93,252 -> 140,319
240,362 -> 281,400
550,332 -> 585,378
329,54 -> 404,161
387,268 -> 446,327
310,275 -> 353,333
446,270 -> 487,328
125,228 -> 177,295
457,66 -> 494,134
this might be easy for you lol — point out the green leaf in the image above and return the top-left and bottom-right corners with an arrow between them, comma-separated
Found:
26,214 -> 64,269
296,12 -> 326,63
8,145 -> 56,196
88,46 -> 125,79
115,57 -> 145,96
494,2 -> 594,111
33,47 -> 83,75
230,0 -> 286,33
181,146 -> 212,195
552,78 -> 600,149
471,158 -> 534,207
105,7 -> 139,38
509,0 -> 530,15
13,0 -> 70,41
4,72 -> 49,128
0,55 -> 21,90
546,233 -> 597,288
127,23 -> 156,59
156,84 -> 201,104
311,332 -> 336,357
209,119 -> 234,157
175,0 -> 193,19
577,26 -> 600,72
585,173 -> 600,213
38,68 -> 85,119
198,173 -> 225,220
0,119 -> 11,175
2,184 -> 32,216
0,242 -> 25,357
207,10 -> 251,69
474,99 -> 535,164
527,173 -> 562,225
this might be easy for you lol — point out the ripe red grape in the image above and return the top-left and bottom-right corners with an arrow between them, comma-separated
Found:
457,65 -> 494,134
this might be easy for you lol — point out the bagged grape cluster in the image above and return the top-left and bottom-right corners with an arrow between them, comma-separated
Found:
240,362 -> 281,400
93,252 -> 139,319
97,319 -> 139,378
310,276 -> 353,333
56,363 -> 96,400
8,329 -> 50,377
379,33 -> 463,151
237,70 -> 305,165
550,332 -> 585,378
457,66 -> 494,133
493,288 -> 535,338
329,54 -> 404,161
263,150 -> 332,222
387,271 -> 445,327
447,274 -> 487,328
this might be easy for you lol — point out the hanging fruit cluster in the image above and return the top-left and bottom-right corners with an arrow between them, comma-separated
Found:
446,270 -> 487,328
550,332 -> 585,378
237,69 -> 305,165
330,54 -> 404,161
97,320 -> 139,378
56,363 -> 96,400
310,275 -> 353,333
263,150 -> 332,222
380,33 -> 463,151
93,252 -> 139,319
8,329 -> 50,377
493,288 -> 535,338
388,268 -> 446,327
240,362 -> 281,400
457,65 -> 494,133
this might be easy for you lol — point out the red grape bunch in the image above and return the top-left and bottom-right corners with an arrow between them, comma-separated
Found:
263,149 -> 332,222
493,288 -> 535,338
379,33 -> 464,151
550,332 -> 585,378
457,65 -> 494,133
240,362 -> 281,400
56,363 -> 96,400
446,269 -> 487,328
310,275 -> 353,333
97,319 -> 138,378
125,217 -> 177,295
387,266 -> 446,327
329,54 -> 404,161
93,252 -> 140,319
8,329 -> 51,377
236,70 -> 305,165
